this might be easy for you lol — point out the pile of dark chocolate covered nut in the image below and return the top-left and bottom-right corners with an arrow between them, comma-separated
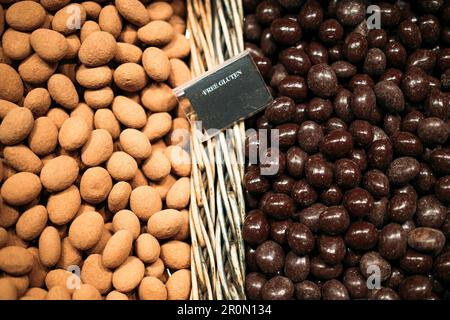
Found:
243,0 -> 450,300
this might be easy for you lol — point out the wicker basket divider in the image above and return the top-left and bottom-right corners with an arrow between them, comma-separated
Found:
185,0 -> 246,300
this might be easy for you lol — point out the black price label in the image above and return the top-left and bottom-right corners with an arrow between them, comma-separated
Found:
174,51 -> 273,141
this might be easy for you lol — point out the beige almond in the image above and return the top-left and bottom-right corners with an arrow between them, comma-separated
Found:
112,256 -> 145,293
81,129 -> 114,167
145,258 -> 165,278
80,166 -> 113,204
142,151 -> 171,181
27,117 -> 58,157
172,209 -> 190,241
102,229 -> 133,269
0,227 -> 8,249
138,276 -> 167,300
80,253 -> 112,294
65,34 -> 81,59
142,112 -> 172,141
135,233 -> 160,264
0,246 -> 34,276
73,283 -> 102,300
52,4 -> 86,35
0,107 -> 34,146
106,290 -> 128,300
1,172 -> 41,206
149,174 -> 177,201
71,103 -> 94,130
59,116 -> 90,151
84,86 -> 114,109
4,145 -> 43,174
112,209 -> 140,240
166,177 -> 190,210
142,47 -> 170,82
114,42 -> 142,64
24,287 -> 48,300
56,237 -> 82,270
38,226 -> 61,267
115,0 -> 149,27
99,5 -> 122,39
5,1 -> 46,32
137,20 -> 173,46
141,83 -> 177,112
129,186 -> 162,221
118,24 -> 138,44
16,205 -> 48,241
147,209 -> 183,240
76,64 -> 112,89
80,20 -> 100,43
0,203 -> 19,229
0,100 -> 19,119
166,269 -> 191,300
147,2 -> 173,21
160,240 -> 191,270
46,285 -> 71,300
24,88 -> 51,117
78,31 -> 117,67
47,185 -> 81,225
108,181 -> 132,213
0,63 -> 23,103
30,29 -> 68,62
119,128 -> 152,159
113,62 -> 147,92
82,1 -> 102,19
47,108 -> 69,129
106,151 -> 138,181
94,109 -> 121,140
18,54 -> 57,84
40,155 -> 79,192
2,28 -> 32,61
169,58 -> 191,87
112,96 -> 147,129
164,145 -> 191,177
68,211 -> 104,250
48,73 -> 79,110
162,34 -> 190,59
169,15 -> 186,34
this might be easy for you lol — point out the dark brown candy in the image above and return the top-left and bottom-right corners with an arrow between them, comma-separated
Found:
387,156 -> 420,185
345,221 -> 378,251
279,48 -> 312,76
284,251 -> 310,282
304,155 -> 333,189
416,195 -> 447,228
343,32 -> 368,64
334,159 -> 361,189
387,193 -> 417,223
319,205 -> 350,235
322,279 -> 350,300
261,192 -> 295,219
407,227 -> 446,255
243,210 -> 271,246
399,249 -> 433,274
378,223 -> 407,260
320,130 -> 354,159
399,275 -> 432,300
307,63 -> 338,98
318,235 -> 346,265
261,275 -> 294,300
359,251 -> 391,282
363,169 -> 390,199
310,256 -> 343,279
350,86 -> 376,120
373,80 -> 404,114
297,120 -> 324,153
343,187 -> 374,218
245,272 -> 267,300
286,146 -> 307,177
306,98 -> 333,123
286,222 -> 315,255
343,267 -> 368,299
265,96 -> 295,124
270,219 -> 292,245
270,18 -> 302,46
318,19 -> 344,46
295,280 -> 321,300
255,240 -> 285,274
256,0 -> 282,25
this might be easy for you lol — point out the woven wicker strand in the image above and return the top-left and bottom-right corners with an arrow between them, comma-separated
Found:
187,0 -> 245,300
